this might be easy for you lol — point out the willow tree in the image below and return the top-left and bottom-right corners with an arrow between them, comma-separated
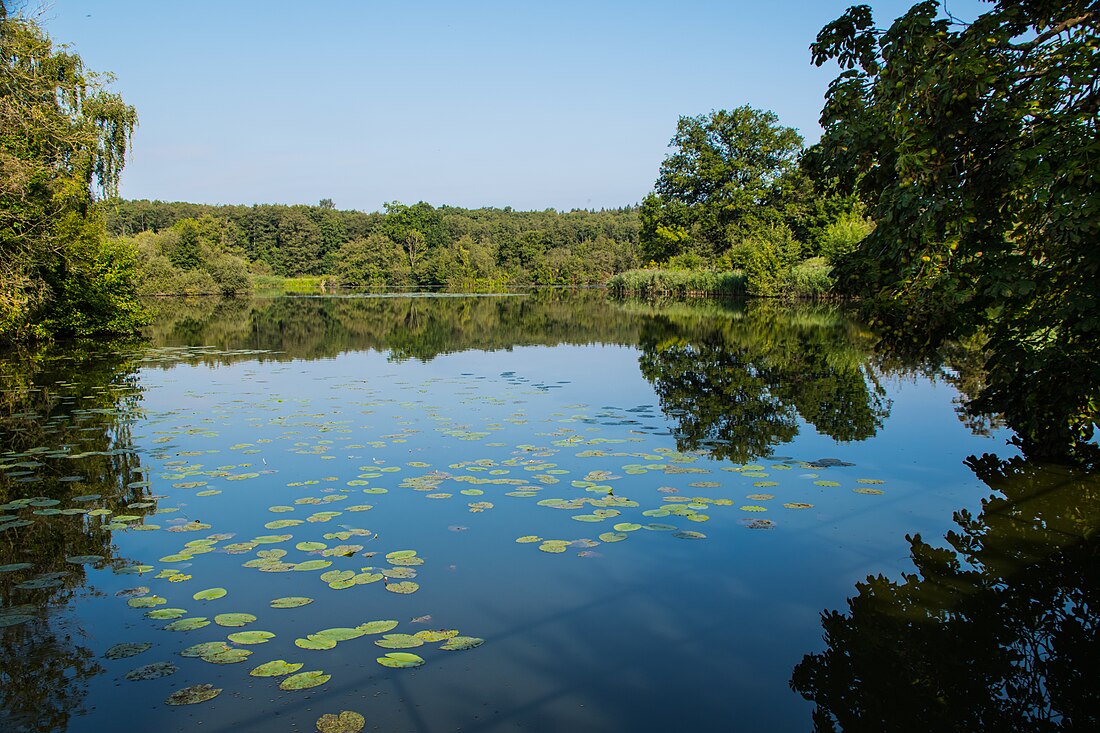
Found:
0,2 -> 142,341
811,1 -> 1099,458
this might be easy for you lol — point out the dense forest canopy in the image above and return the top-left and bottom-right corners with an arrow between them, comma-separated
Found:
106,199 -> 642,289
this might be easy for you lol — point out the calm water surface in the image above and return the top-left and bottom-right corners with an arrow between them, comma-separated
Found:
1,293 -> 1094,732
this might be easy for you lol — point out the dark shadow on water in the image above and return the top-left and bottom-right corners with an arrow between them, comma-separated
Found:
791,453 -> 1100,732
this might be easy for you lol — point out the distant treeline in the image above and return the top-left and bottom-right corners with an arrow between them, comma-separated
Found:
106,199 -> 641,289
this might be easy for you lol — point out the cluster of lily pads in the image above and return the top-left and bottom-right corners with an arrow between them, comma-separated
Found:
2,364 -> 891,730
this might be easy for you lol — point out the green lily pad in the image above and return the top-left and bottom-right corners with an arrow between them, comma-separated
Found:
612,522 -> 641,532
227,630 -> 274,645
853,488 -> 885,495
250,659 -> 304,677
672,530 -> 707,539
374,633 -> 423,649
214,613 -> 257,627
279,670 -> 331,690
354,620 -> 399,635
0,563 -> 34,573
515,535 -> 542,543
294,559 -> 333,572
165,617 -> 210,632
125,662 -> 178,681
316,710 -> 366,733
316,627 -> 364,641
414,629 -> 459,642
127,595 -> 167,609
296,541 -> 327,552
193,588 -> 227,601
180,642 -> 230,658
165,684 -> 221,705
376,652 -> 424,669
598,531 -> 628,543
295,635 -> 337,650
201,646 -> 253,664
104,642 -> 152,660
439,636 -> 485,651
384,581 -> 419,594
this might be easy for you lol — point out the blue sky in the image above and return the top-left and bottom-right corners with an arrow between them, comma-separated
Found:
40,1 -> 988,212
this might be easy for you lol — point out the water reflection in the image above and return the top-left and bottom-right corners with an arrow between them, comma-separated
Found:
0,345 -> 151,733
790,453 -> 1100,731
145,294 -> 894,463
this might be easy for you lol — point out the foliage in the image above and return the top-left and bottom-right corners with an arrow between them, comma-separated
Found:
643,105 -> 804,256
810,0 -> 1100,457
607,269 -> 746,298
107,199 -> 641,288
0,5 -> 144,342
792,452 -> 1100,731
125,216 -> 253,296
785,257 -> 836,297
818,210 -> 873,264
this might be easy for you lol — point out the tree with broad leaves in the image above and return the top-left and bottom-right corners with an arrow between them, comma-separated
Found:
809,1 -> 1099,459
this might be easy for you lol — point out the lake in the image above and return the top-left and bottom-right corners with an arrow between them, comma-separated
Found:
2,292 -> 1095,732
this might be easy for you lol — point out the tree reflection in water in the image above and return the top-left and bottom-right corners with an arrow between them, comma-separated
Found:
1,346 -> 151,733
791,453 -> 1100,732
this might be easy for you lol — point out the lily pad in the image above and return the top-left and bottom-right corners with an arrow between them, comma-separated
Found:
384,581 -> 419,594
598,531 -> 628,543
227,630 -> 274,645
214,613 -> 257,627
201,647 -> 253,664
65,555 -> 105,565
104,642 -> 152,660
250,659 -> 304,677
294,559 -> 333,572
316,627 -> 364,641
413,629 -> 459,642
376,652 -> 424,669
125,662 -> 178,681
165,684 -> 221,706
181,642 -> 230,658
193,588 -> 227,601
515,535 -> 542,543
374,633 -> 423,649
165,617 -> 210,632
295,635 -> 337,650
355,620 -> 399,635
612,522 -> 641,532
279,670 -> 331,690
316,710 -> 366,733
127,595 -> 167,609
672,530 -> 707,540
439,636 -> 484,651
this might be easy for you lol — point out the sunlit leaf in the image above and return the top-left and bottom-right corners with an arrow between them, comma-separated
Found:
279,670 -> 331,690
271,596 -> 314,609
227,630 -> 274,645
376,652 -> 424,668
193,588 -> 227,601
250,660 -> 304,677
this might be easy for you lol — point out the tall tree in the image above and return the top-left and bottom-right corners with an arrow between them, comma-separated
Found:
640,105 -> 804,261
811,1 -> 1099,458
0,2 -> 141,341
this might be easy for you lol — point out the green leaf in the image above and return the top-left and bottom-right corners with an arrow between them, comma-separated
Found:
249,660 -> 304,677
376,652 -> 424,668
279,670 -> 331,690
